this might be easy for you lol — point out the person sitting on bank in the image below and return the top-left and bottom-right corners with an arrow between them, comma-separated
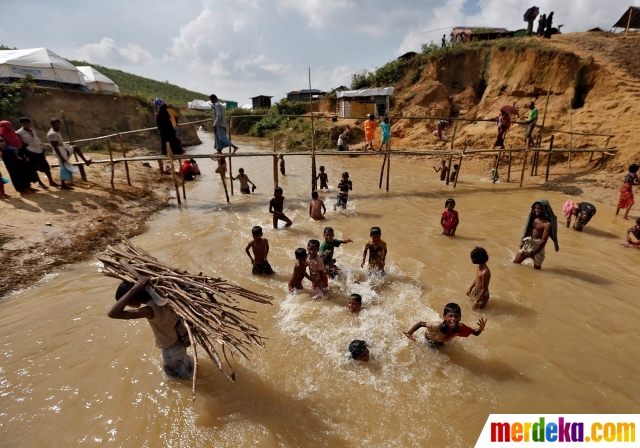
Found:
16,117 -> 58,188
108,276 -> 194,378
562,200 -> 596,231
404,303 -> 487,347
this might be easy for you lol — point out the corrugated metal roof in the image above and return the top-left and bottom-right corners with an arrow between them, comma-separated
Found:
613,6 -> 640,29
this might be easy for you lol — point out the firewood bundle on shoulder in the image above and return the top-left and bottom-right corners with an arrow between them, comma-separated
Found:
99,238 -> 272,397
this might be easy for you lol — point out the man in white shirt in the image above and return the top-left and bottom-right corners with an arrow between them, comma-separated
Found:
46,118 -> 92,190
16,117 -> 58,188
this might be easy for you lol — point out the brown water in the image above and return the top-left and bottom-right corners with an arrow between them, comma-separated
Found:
2,134 -> 639,447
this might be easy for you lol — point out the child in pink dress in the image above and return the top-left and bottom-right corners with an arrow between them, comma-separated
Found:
441,198 -> 459,236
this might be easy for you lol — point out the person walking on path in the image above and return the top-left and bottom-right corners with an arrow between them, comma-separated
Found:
16,117 -> 58,188
210,94 -> 238,153
524,102 -> 538,148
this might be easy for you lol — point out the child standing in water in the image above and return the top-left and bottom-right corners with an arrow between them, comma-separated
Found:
307,239 -> 328,297
279,155 -> 285,176
320,226 -> 353,278
467,247 -> 491,310
309,191 -> 326,220
433,160 -> 449,181
625,218 -> 640,248
441,198 -> 459,236
404,302 -> 487,347
361,226 -> 387,275
288,248 -> 308,292
449,163 -> 459,183
317,166 -> 329,190
245,226 -> 273,275
233,168 -> 256,194
269,187 -> 293,228
334,172 -> 352,210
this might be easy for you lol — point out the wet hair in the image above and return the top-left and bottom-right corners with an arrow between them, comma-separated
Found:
348,340 -> 367,358
189,158 -> 196,164
312,191 -> 319,199
115,281 -> 151,302
295,247 -> 307,259
251,226 -> 262,235
307,239 -> 320,248
342,171 -> 349,177
636,217 -> 640,225
444,303 -> 462,316
50,117 -> 60,124
629,164 -> 639,174
370,226 -> 381,236
239,167 -> 244,172
274,187 -> 283,194
323,226 -> 334,234
209,94 -> 218,101
19,117 -> 30,124
349,293 -> 362,304
453,164 -> 459,169
470,247 -> 489,264
319,165 -> 325,170
445,198 -> 455,208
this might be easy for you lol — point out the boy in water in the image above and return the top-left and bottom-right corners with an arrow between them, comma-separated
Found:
189,158 -> 201,175
513,200 -> 559,270
245,226 -> 273,275
269,187 -> 293,228
361,226 -> 387,275
449,164 -> 459,183
233,168 -> 256,194
307,239 -> 328,297
348,339 -> 370,362
288,247 -> 308,292
320,226 -> 353,278
108,276 -> 194,378
433,160 -> 449,181
467,247 -> 491,310
317,166 -> 329,190
348,294 -> 362,313
625,217 -> 640,248
309,191 -> 326,220
404,302 -> 487,346
441,198 -> 459,236
334,171 -> 352,210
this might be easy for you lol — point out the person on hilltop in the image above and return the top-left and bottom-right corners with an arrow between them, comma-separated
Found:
16,117 -> 58,189
544,12 -> 554,39
441,34 -> 447,48
435,119 -> 450,141
536,13 -> 547,37
616,164 -> 640,220
524,102 -> 538,148
210,94 -> 238,154
47,118 -> 93,190
0,121 -> 38,194
513,200 -> 559,270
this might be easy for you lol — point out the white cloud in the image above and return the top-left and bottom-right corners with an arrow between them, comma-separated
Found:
74,37 -> 156,65
276,0 -> 351,28
74,37 -> 118,62
119,43 -> 156,65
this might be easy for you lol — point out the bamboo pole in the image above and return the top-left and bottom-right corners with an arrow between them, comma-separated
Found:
218,156 -> 230,203
378,152 -> 387,189
520,148 -> 528,188
179,160 -> 186,200
626,8 -> 634,36
107,139 -> 115,190
446,154 -> 453,185
61,112 -> 87,182
309,68 -> 317,192
493,150 -> 502,183
165,142 -> 182,205
272,136 -> 278,190
453,140 -> 466,188
507,150 -> 512,182
228,118 -> 234,196
538,82 -> 552,141
545,135 -> 555,182
385,140 -> 391,191
117,133 -> 131,186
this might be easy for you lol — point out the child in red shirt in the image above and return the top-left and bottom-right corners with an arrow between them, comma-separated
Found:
441,198 -> 459,236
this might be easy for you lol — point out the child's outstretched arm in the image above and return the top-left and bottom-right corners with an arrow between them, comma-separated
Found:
403,321 -> 426,341
472,318 -> 487,336
343,238 -> 353,244
107,276 -> 154,319
245,242 -> 254,264
361,244 -> 369,268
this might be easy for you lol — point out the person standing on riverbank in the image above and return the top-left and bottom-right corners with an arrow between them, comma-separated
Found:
17,117 -> 58,188
513,200 -> 559,269
210,94 -> 238,153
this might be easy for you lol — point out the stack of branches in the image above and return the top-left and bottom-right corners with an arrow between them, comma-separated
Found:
98,238 -> 272,401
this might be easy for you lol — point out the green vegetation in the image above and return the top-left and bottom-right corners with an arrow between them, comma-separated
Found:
351,58 -> 404,90
0,75 -> 36,114
227,99 -> 307,137
68,60 -> 210,106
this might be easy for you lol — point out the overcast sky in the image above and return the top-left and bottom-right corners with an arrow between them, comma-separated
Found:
1,0 -> 637,107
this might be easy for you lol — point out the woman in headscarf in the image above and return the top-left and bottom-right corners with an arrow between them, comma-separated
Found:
616,163 -> 640,219
493,110 -> 509,149
156,103 -> 184,174
536,14 -> 546,37
0,120 -> 38,194
563,200 -> 596,231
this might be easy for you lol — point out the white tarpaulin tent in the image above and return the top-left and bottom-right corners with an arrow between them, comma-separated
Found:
0,48 -> 88,90
187,99 -> 213,110
336,87 -> 394,98
77,66 -> 119,93
336,87 -> 394,118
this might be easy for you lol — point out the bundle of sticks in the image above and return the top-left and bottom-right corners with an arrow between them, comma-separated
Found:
98,238 -> 272,401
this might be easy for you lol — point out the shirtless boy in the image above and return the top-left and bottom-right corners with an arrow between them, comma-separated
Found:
233,168 -> 255,194
269,187 -> 293,228
317,166 -> 329,190
245,226 -> 273,275
404,302 -> 487,347
467,247 -> 491,310
513,200 -> 558,270
307,239 -> 328,297
334,172 -> 352,210
288,248 -> 308,292
320,226 -> 353,278
309,191 -> 326,220
361,226 -> 387,275
433,160 -> 448,181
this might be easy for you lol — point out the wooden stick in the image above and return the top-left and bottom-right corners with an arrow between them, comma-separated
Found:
493,150 -> 502,184
273,136 -> 278,190
117,133 -> 131,186
453,140 -> 466,188
446,154 -> 453,185
165,142 -> 182,205
545,135 -> 555,182
507,150 -> 512,182
309,68 -> 317,192
520,148 -> 528,188
107,139 -> 115,190
379,152 -> 387,189
228,147 -> 234,196
626,8 -> 634,36
219,157 -> 230,203
568,105 -> 573,169
179,160 -> 186,200
61,112 -> 87,182
385,140 -> 391,191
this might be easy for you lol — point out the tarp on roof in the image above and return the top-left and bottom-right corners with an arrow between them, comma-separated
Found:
0,48 -> 88,90
613,6 -> 640,29
336,87 -> 394,98
188,99 -> 213,110
77,66 -> 120,93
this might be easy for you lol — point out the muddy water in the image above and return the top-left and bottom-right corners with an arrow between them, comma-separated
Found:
2,134 -> 639,447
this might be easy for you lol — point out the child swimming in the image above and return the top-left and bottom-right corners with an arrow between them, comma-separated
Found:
404,303 -> 487,347
348,294 -> 362,312
309,191 -> 326,220
269,187 -> 293,228
625,218 -> 640,248
348,339 -> 370,361
307,239 -> 328,298
288,248 -> 308,292
334,172 -> 352,210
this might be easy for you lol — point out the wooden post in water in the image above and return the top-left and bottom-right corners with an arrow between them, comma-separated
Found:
228,121 -> 234,196
165,142 -> 182,205
507,150 -> 512,182
219,161 -> 230,203
520,148 -> 528,188
117,133 -> 131,186
385,140 -> 391,191
453,140 -> 466,189
106,139 -> 115,190
544,135 -> 555,182
61,112 -> 87,181
308,68 -> 317,192
446,154 -> 453,185
379,152 -> 387,189
179,157 -> 186,200
493,150 -> 502,184
272,136 -> 278,190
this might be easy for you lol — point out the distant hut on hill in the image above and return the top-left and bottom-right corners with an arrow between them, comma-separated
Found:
251,95 -> 272,109
612,6 -> 640,35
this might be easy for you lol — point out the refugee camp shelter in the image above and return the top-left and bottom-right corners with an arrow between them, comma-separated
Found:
251,95 -> 272,109
188,99 -> 212,110
0,48 -> 88,90
613,7 -> 640,34
450,27 -> 515,42
286,89 -> 326,102
336,87 -> 394,118
77,66 -> 120,93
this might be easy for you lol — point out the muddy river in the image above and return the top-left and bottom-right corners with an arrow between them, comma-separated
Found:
1,134 -> 638,447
